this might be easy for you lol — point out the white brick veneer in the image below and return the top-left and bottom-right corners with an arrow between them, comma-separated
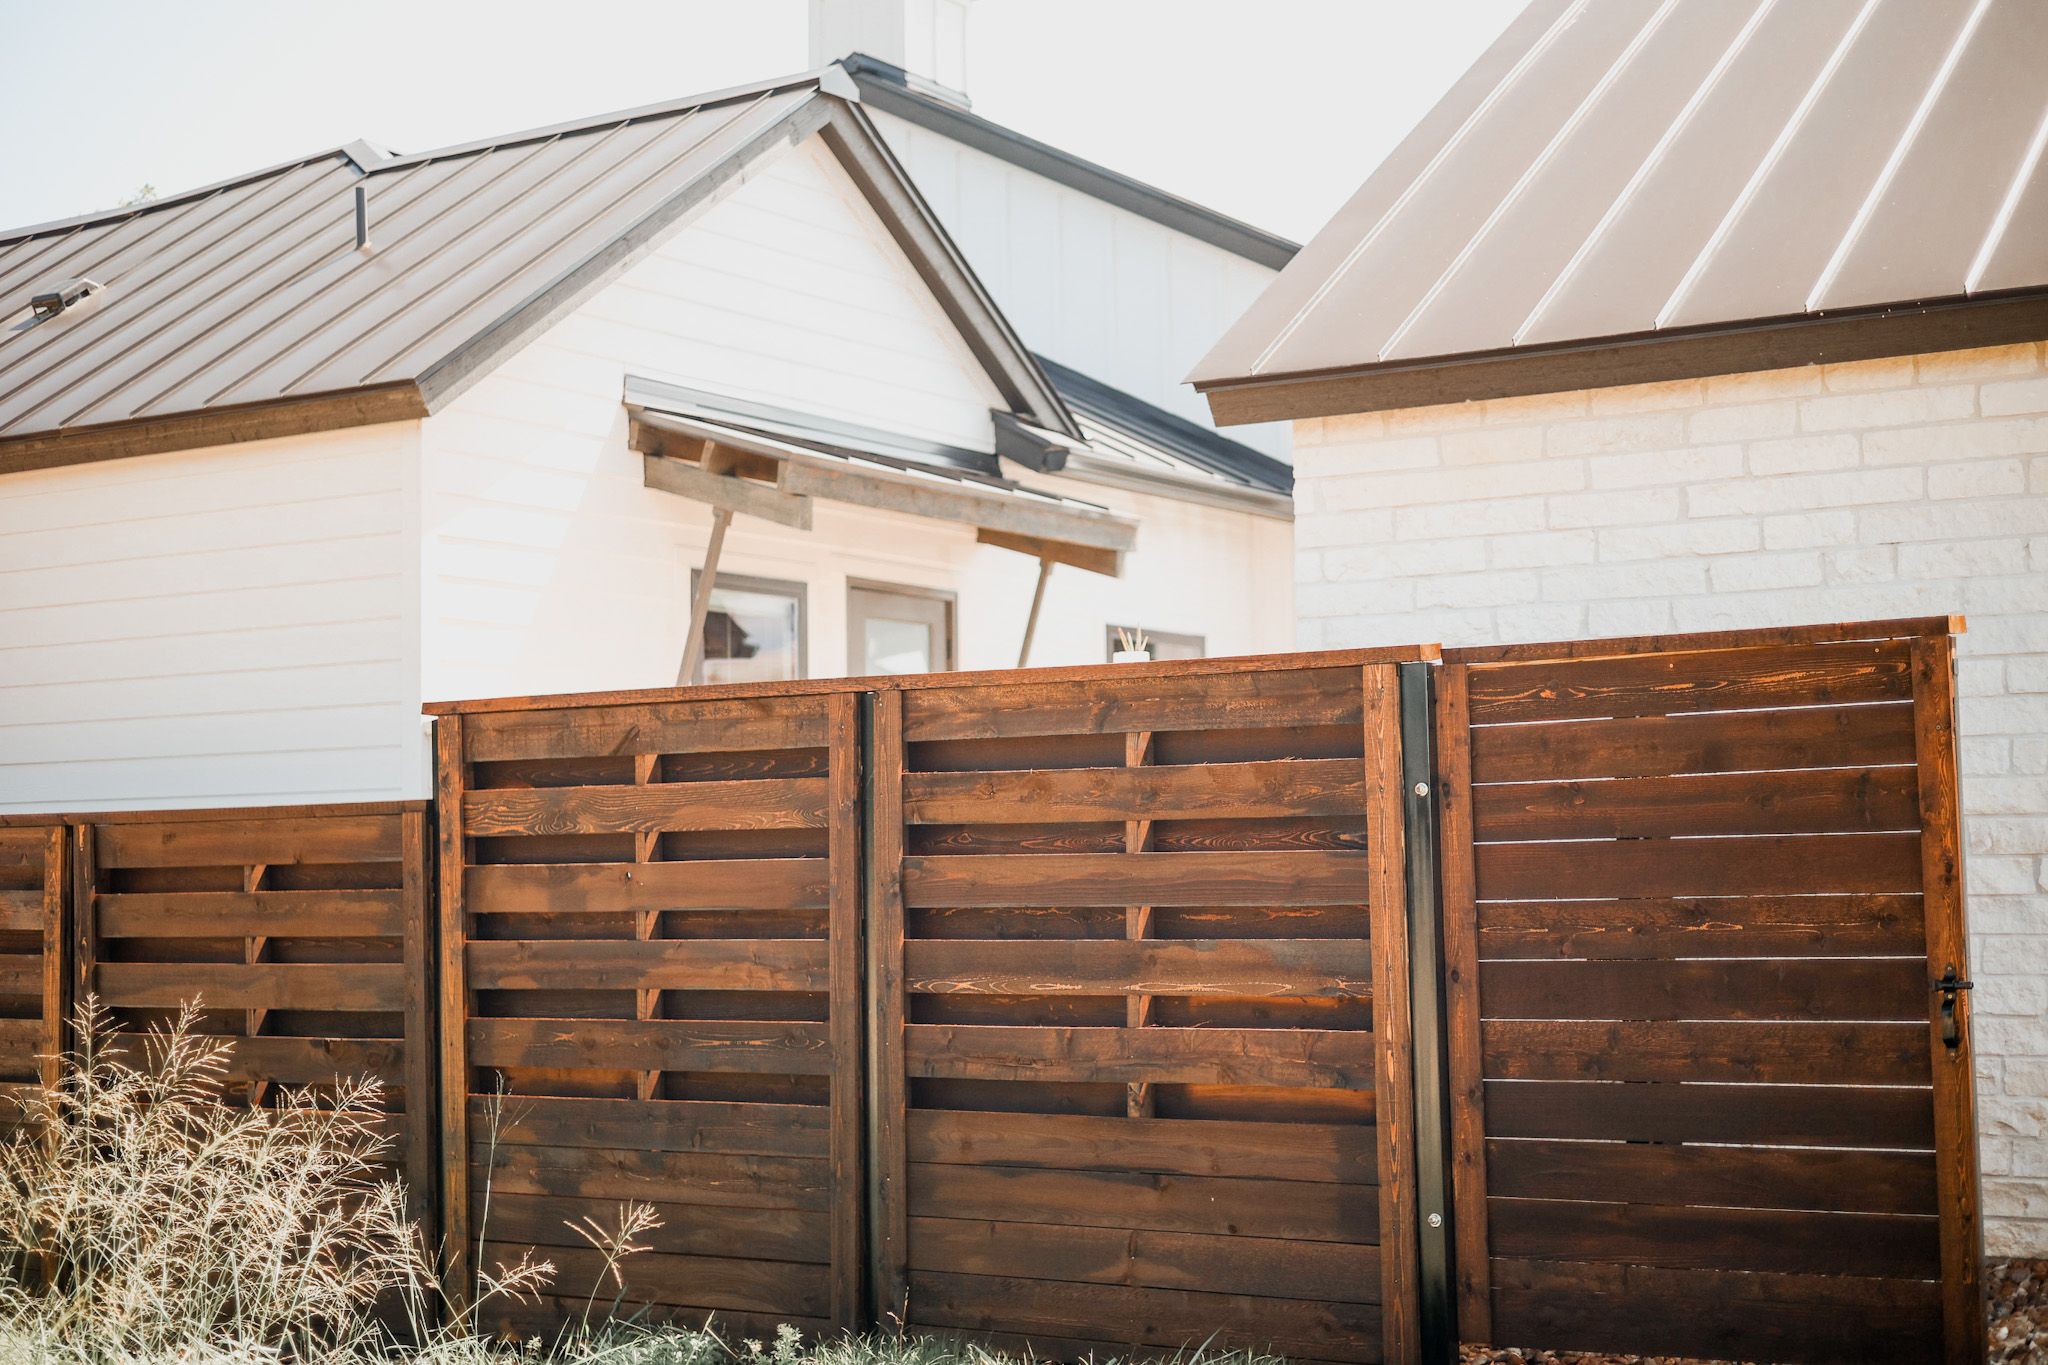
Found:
1291,341 -> 2048,1256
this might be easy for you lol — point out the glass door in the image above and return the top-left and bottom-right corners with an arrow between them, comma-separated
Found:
848,582 -> 955,675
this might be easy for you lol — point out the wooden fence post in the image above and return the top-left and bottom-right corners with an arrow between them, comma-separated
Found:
864,689 -> 908,1332
433,717 -> 472,1306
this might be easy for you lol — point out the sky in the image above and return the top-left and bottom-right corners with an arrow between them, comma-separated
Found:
0,0 -> 1523,245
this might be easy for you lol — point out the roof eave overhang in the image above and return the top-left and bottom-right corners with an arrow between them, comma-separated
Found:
0,383 -> 429,477
1196,289 -> 2048,427
1055,451 -> 1294,521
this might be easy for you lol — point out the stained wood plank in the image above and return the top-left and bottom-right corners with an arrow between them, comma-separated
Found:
1912,632 -> 1984,1365
1475,832 -> 1923,900
477,1095 -> 829,1157
1481,1019 -> 1931,1086
433,716 -> 473,1303
95,816 -> 401,869
476,1142 -> 829,1210
1488,1257 -> 1941,1365
1478,957 -> 1927,1022
465,939 -> 829,992
461,779 -> 829,836
480,1241 -> 828,1317
465,859 -> 829,914
909,1216 -> 1379,1303
1485,1138 -> 1936,1215
902,851 -> 1367,908
1488,1196 -> 1940,1280
399,810 -> 434,1234
866,689 -> 910,1329
904,938 -> 1372,998
1464,640 -> 1913,722
908,1269 -> 1380,1362
1468,703 -> 1916,783
95,889 -> 406,938
0,889 -> 41,933
902,758 -> 1366,825
482,1191 -> 828,1262
904,1024 -> 1373,1088
1483,1078 -> 1934,1148
905,1108 -> 1377,1184
907,1161 -> 1378,1243
902,667 -> 1363,742
463,697 -> 827,762
200,1035 -> 405,1085
1475,894 -> 1924,960
95,961 -> 406,1011
824,691 -> 863,1331
1472,766 -> 1921,840
467,1018 -> 832,1075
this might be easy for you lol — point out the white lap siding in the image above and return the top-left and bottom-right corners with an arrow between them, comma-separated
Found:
0,422 -> 423,811
1290,341 -> 2048,1257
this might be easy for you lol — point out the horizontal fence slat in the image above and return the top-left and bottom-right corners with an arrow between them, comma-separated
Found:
905,1108 -> 1377,1184
903,938 -> 1372,998
1480,1019 -> 1931,1085
1478,957 -> 1927,1022
466,859 -> 829,914
906,1161 -> 1378,1242
95,816 -> 402,868
464,698 -> 828,762
907,1269 -> 1380,1362
477,1095 -> 830,1158
479,1241 -> 829,1318
909,1215 -> 1380,1303
1485,1137 -> 1936,1215
902,851 -> 1368,908
461,779 -> 829,836
1488,1258 -> 1941,1365
903,668 -> 1363,742
483,1191 -> 828,1262
1475,832 -> 1923,900
0,960 -> 41,997
1475,895 -> 1925,960
1471,767 -> 1920,841
902,758 -> 1366,825
467,1017 -> 833,1075
96,889 -> 406,938
1488,1196 -> 1940,1280
904,1024 -> 1373,1088
1468,704 -> 1916,783
0,889 -> 41,933
1464,641 -> 1913,722
475,1142 -> 830,1210
466,939 -> 830,992
1483,1079 -> 1934,1148
95,961 -> 406,1012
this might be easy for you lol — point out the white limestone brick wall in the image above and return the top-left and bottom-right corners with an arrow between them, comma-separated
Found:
1290,340 -> 2048,1257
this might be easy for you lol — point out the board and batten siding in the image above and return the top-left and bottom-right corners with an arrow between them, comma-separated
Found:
867,107 -> 1293,462
1289,340 -> 2048,1258
420,132 -> 1290,707
0,422 -> 424,811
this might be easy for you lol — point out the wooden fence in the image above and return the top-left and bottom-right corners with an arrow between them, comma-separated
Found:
0,617 -> 1985,1365
1435,619 -> 1978,1365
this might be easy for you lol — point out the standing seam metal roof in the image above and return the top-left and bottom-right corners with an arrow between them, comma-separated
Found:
1192,0 -> 2048,408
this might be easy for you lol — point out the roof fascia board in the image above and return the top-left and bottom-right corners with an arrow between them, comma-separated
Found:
815,99 -> 1085,441
626,373 -> 1000,474
844,57 -> 1299,270
0,383 -> 427,476
1056,449 -> 1295,521
1199,288 -> 2048,426
415,92 -> 835,414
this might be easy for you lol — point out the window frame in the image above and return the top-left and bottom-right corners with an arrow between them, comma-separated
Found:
689,570 -> 809,686
847,578 -> 958,675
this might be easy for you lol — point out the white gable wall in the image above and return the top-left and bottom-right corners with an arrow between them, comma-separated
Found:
420,132 -> 1292,709
868,108 -> 1294,462
0,422 -> 423,811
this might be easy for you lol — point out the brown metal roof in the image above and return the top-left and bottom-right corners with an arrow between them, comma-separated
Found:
0,67 -> 1079,473
1193,0 -> 2048,422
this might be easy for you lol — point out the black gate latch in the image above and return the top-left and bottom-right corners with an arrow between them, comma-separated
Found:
1932,966 -> 1973,1049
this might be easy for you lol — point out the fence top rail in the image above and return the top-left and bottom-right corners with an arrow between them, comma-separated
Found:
1442,615 -> 1963,669
422,644 -> 1439,717
0,799 -> 430,829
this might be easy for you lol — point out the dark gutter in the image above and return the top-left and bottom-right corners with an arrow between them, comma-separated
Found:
1198,289 -> 2048,426
840,53 -> 1300,271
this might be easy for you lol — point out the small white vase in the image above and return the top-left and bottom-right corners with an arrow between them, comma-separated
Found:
1111,650 -> 1149,664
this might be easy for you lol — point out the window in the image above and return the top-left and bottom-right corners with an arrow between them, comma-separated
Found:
848,581 -> 956,675
1106,625 -> 1205,662
691,573 -> 806,685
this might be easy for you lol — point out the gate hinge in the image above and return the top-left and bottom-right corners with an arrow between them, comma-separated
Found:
1932,966 -> 1973,1049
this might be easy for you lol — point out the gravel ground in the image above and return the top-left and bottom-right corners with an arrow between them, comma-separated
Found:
1456,1258 -> 2048,1365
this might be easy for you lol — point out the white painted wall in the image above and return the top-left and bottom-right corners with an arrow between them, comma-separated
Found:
420,133 -> 1292,709
1288,341 -> 2048,1257
867,107 -> 1294,462
0,422 -> 423,811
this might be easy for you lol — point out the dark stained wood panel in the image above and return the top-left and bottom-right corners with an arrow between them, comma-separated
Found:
1471,765 -> 1921,840
1477,956 -> 1927,1022
1475,894 -> 1925,960
1463,640 -> 1914,722
1468,701 -> 1916,783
